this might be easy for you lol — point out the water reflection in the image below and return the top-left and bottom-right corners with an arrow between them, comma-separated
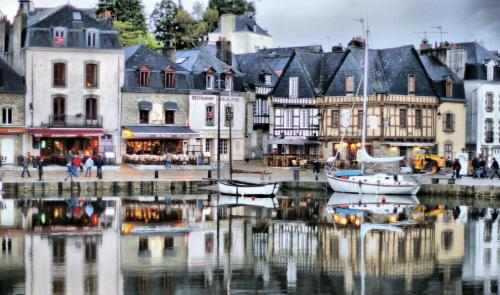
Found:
0,193 -> 498,294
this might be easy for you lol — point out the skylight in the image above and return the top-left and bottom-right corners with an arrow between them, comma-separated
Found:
176,57 -> 188,64
73,12 -> 82,21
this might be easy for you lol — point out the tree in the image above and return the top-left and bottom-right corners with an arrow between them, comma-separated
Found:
113,21 -> 162,49
192,2 -> 204,21
173,9 -> 203,49
203,8 -> 219,32
96,0 -> 147,32
150,0 -> 178,45
208,0 -> 255,16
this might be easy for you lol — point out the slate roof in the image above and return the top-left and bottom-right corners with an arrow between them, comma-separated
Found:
257,45 -> 323,57
419,55 -> 465,100
233,53 -> 278,88
125,45 -> 187,72
454,42 -> 500,64
176,45 -> 241,74
213,14 -> 270,37
25,4 -> 121,49
0,57 -> 24,93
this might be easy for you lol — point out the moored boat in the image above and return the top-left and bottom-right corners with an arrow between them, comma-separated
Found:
326,172 -> 420,195
217,179 -> 279,196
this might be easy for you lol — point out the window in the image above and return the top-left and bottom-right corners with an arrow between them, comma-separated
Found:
139,110 -> 149,124
289,77 -> 298,98
284,109 -> 292,128
265,74 -> 272,86
86,30 -> 97,47
205,104 -> 214,126
485,119 -> 494,143
445,77 -> 453,97
53,28 -> 65,46
164,69 -> 176,88
206,73 -> 214,90
219,139 -> 228,154
85,63 -> 98,88
53,97 -> 65,125
441,230 -> 453,251
415,109 -> 422,129
486,92 -> 494,112
73,11 -> 82,21
443,113 -> 455,132
205,140 -> 211,153
408,74 -> 416,95
300,109 -> 309,128
165,110 -> 175,124
331,110 -> 339,127
224,105 -> 233,127
484,248 -> 491,266
53,63 -> 66,87
345,74 -> 354,94
85,97 -> 97,120
139,66 -> 150,87
225,74 -> 233,91
2,108 -> 12,125
358,110 -> 363,129
260,99 -> 268,115
399,109 -> 407,128
444,142 -> 453,160
52,238 -> 65,264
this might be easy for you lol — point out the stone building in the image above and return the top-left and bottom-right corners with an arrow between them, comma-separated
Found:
208,14 -> 273,54
121,44 -> 197,159
0,2 -> 124,162
0,57 -> 25,164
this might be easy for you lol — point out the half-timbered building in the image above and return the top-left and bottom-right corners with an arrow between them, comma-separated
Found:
319,44 -> 440,163
271,49 -> 344,157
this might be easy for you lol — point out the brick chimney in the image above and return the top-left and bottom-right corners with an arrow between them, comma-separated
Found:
347,36 -> 365,48
419,38 -> 431,51
216,37 -> 232,66
332,43 -> 344,52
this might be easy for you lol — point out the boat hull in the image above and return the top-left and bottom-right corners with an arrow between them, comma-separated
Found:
326,174 -> 420,195
217,180 -> 279,196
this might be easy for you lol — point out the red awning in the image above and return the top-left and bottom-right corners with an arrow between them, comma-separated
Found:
0,127 -> 26,134
28,128 -> 104,138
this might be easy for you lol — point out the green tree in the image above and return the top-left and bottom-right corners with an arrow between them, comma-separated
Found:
96,0 -> 147,32
113,21 -> 162,49
208,0 -> 255,16
203,8 -> 219,32
150,0 -> 178,44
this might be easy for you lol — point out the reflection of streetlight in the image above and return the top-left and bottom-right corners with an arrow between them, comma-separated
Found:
360,224 -> 403,295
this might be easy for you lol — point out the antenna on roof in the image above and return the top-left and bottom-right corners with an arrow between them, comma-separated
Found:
415,31 -> 429,40
430,26 -> 448,43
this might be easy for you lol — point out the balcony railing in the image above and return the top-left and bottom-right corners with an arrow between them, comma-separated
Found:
49,115 -> 103,128
253,115 -> 269,125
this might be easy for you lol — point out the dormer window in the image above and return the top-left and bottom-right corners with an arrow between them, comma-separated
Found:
225,73 -> 233,91
164,67 -> 176,88
289,77 -> 298,98
53,27 -> 66,47
86,29 -> 98,48
206,71 -> 214,90
408,74 -> 416,95
445,76 -> 453,98
73,12 -> 82,21
139,66 -> 151,87
264,74 -> 272,86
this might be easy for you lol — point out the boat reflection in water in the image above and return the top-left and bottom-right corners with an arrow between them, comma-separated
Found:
0,193 -> 498,294
326,192 -> 420,225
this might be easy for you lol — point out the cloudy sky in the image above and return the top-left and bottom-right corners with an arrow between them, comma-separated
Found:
2,0 -> 499,51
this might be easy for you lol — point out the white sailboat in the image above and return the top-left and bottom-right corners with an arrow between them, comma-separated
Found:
326,21 -> 420,195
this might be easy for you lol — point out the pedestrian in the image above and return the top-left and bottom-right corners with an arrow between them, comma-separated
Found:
480,157 -> 487,178
37,158 -> 44,181
245,156 -> 250,167
313,159 -> 321,181
491,157 -> 500,179
85,156 -> 94,177
471,156 -> 479,178
21,155 -> 31,178
79,154 -> 84,173
64,161 -> 73,181
451,158 -> 461,180
73,155 -> 81,177
95,155 -> 103,179
165,151 -> 172,169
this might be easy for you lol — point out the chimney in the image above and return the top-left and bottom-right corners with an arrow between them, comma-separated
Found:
332,43 -> 343,53
216,37 -> 232,66
160,39 -> 176,63
347,36 -> 365,48
419,38 -> 431,51
17,0 -> 31,15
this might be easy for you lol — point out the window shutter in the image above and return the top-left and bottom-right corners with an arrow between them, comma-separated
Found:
451,114 -> 455,132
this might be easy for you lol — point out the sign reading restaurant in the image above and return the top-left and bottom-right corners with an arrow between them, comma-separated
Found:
191,95 -> 240,102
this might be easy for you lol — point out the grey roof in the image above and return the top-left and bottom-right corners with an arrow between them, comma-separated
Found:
176,45 -> 241,74
454,42 -> 500,64
0,57 -> 25,93
233,53 -> 278,88
125,45 -> 187,72
419,54 -> 465,100
123,125 -> 198,135
28,5 -> 111,30
213,14 -> 270,37
257,45 -> 323,57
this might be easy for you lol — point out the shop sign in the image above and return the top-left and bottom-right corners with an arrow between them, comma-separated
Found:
340,109 -> 351,128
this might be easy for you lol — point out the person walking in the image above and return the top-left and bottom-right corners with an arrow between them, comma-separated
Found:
480,157 -> 487,178
37,158 -> 44,181
79,154 -> 84,173
84,156 -> 94,177
21,155 -> 30,178
73,155 -> 81,177
312,159 -> 321,181
95,155 -> 103,179
491,157 -> 500,179
64,161 -> 73,181
451,159 -> 461,180
471,156 -> 479,178
165,151 -> 172,169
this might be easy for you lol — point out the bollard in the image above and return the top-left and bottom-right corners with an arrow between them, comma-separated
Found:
155,170 -> 159,179
208,170 -> 212,179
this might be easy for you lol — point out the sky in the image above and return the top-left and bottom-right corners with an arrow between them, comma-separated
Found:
2,0 -> 499,51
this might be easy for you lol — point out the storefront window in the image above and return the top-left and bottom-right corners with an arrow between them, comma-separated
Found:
126,139 -> 182,155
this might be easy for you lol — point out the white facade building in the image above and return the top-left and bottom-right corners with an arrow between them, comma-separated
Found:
470,82 -> 500,158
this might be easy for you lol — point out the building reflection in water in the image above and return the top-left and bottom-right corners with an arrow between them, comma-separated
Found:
0,194 -> 498,294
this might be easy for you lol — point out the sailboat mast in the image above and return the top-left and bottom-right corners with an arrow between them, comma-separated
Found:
361,20 -> 369,173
